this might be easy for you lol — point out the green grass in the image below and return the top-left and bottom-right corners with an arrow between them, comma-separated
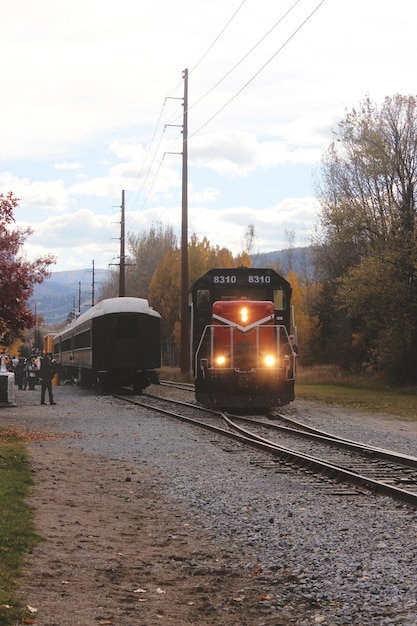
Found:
295,365 -> 417,419
295,383 -> 417,419
0,430 -> 41,625
160,365 -> 417,420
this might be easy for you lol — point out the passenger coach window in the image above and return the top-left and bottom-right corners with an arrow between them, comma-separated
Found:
273,289 -> 284,310
74,330 -> 91,349
61,338 -> 72,352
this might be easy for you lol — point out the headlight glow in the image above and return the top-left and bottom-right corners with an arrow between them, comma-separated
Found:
264,355 -> 276,367
240,307 -> 248,323
216,355 -> 227,366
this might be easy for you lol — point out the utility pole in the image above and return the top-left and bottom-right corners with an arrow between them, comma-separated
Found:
85,260 -> 96,308
91,260 -> 95,306
180,68 -> 189,374
119,190 -> 126,297
110,191 -> 133,296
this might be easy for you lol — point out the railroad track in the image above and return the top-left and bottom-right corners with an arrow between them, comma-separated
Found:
159,379 -> 195,392
115,387 -> 417,508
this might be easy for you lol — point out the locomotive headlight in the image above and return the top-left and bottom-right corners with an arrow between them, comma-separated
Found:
240,307 -> 248,323
264,354 -> 276,367
216,355 -> 227,366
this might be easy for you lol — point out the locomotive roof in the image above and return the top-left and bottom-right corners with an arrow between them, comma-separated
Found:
190,267 -> 291,291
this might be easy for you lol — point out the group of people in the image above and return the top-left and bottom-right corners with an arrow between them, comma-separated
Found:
8,353 -> 59,405
12,356 -> 39,390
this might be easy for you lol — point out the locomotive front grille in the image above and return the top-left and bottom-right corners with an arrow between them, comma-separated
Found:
196,324 -> 293,375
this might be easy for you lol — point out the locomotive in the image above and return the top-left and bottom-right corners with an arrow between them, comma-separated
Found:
190,267 -> 297,409
52,297 -> 160,393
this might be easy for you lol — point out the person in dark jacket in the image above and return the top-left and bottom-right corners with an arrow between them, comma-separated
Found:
39,354 -> 56,405
15,358 -> 26,389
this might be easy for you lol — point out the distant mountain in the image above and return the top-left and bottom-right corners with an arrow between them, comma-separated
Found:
251,246 -> 313,276
32,249 -> 314,328
31,269 -> 110,327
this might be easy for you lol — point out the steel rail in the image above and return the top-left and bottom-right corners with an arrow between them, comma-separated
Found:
222,414 -> 417,508
225,413 -> 417,469
115,393 -> 417,508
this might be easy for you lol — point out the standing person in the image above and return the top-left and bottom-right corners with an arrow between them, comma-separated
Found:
25,359 -> 37,390
15,358 -> 26,389
288,335 -> 299,355
39,354 -> 56,405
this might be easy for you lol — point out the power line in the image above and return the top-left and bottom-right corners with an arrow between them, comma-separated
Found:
125,98 -> 168,212
125,0 -> 248,221
165,0 -> 247,99
189,0 -> 248,75
125,0 -> 327,232
190,0 -> 327,138
188,0 -> 302,116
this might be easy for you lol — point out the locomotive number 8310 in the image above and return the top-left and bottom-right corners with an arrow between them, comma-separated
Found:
190,267 -> 297,409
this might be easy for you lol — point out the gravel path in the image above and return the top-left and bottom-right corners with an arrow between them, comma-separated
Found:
1,384 -> 417,625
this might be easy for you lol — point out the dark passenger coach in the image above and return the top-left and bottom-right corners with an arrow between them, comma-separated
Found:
53,297 -> 160,393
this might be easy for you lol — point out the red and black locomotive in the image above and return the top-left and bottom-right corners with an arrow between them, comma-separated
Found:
190,267 -> 297,409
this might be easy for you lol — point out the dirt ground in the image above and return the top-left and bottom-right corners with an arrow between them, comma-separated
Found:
15,442 -> 312,626
6,391 -> 311,626
6,391 -> 417,626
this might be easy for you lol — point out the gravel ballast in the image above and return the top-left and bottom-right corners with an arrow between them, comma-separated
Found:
2,384 -> 417,625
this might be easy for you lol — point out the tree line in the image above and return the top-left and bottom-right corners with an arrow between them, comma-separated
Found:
313,94 -> 417,384
2,93 -> 417,384
99,227 -> 252,365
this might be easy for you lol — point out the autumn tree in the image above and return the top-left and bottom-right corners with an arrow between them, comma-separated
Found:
99,223 -> 177,300
315,94 -> 417,381
150,235 -> 251,366
241,223 -> 257,256
0,192 -> 55,345
287,269 -> 321,368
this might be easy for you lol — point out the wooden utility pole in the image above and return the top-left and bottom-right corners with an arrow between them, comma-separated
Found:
180,68 -> 189,374
119,190 -> 126,297
91,260 -> 95,306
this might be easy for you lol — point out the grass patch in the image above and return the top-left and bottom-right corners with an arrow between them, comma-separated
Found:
0,429 -> 41,625
295,384 -> 417,419
160,365 -> 417,420
296,365 -> 417,419
158,366 -> 193,384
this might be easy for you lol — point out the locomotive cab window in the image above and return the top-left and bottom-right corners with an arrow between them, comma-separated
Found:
273,288 -> 285,310
197,290 -> 211,309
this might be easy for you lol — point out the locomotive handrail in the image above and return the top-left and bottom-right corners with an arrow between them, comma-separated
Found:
195,324 -> 296,375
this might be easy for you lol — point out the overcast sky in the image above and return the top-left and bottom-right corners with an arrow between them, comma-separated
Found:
1,0 -> 415,273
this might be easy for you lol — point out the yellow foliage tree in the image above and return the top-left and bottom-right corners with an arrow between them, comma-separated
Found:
287,269 -> 321,367
150,235 -> 252,365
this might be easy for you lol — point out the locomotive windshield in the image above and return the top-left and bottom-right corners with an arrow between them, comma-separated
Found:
196,286 -> 286,309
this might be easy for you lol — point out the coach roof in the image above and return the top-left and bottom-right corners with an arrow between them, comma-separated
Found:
55,297 -> 160,337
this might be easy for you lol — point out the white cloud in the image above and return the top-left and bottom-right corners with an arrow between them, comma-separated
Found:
189,187 -> 220,203
0,172 -> 70,212
21,208 -> 121,270
53,162 -> 83,171
188,197 -> 320,255
190,127 -> 325,177
2,0 -> 416,271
